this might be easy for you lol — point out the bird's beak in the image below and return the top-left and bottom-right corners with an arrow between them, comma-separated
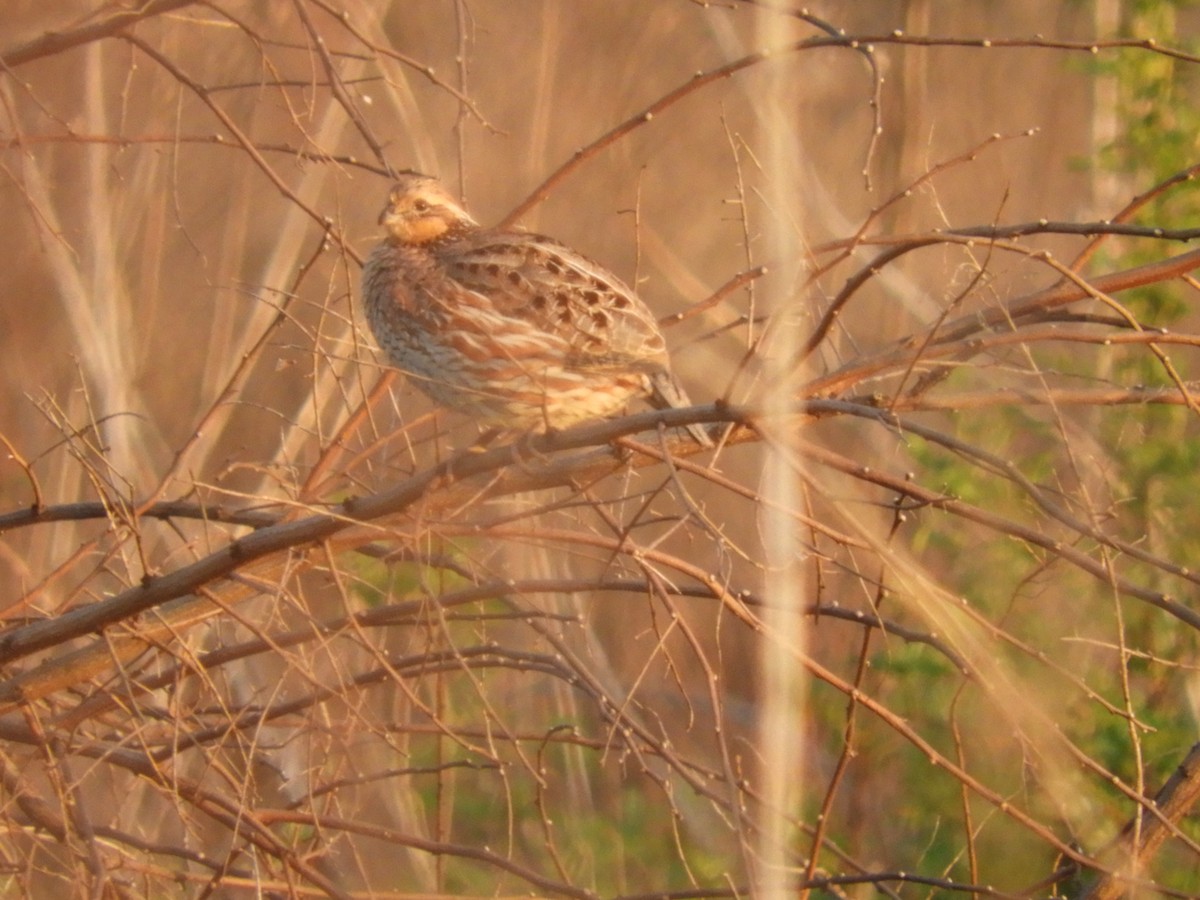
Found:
451,200 -> 478,227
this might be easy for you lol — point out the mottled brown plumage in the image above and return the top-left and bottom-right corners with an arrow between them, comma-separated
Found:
362,172 -> 711,446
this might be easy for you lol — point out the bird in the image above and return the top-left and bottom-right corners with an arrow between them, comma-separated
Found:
361,172 -> 712,447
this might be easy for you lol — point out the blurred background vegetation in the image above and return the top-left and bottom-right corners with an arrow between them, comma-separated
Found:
4,0 -> 1200,896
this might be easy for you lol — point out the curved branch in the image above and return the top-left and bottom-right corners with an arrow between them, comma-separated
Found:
0,0 -> 201,68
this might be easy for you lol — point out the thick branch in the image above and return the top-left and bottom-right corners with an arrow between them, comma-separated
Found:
1082,743 -> 1200,900
0,1 -> 200,68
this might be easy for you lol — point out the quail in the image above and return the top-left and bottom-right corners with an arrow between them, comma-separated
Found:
362,172 -> 712,447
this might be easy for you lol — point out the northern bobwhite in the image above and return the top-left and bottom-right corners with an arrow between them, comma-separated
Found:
362,172 -> 712,446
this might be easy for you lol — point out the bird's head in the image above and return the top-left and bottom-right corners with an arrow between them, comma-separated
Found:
378,172 -> 477,244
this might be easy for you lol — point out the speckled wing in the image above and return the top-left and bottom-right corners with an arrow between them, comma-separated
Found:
437,231 -> 671,372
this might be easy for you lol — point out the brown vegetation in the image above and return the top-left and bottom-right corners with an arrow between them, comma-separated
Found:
3,1 -> 1200,896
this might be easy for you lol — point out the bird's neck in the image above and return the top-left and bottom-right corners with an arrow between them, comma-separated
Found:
389,220 -> 475,250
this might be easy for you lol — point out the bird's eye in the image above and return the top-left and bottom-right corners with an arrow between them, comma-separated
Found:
412,199 -> 431,213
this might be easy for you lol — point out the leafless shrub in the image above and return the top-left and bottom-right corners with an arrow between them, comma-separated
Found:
3,2 -> 1200,897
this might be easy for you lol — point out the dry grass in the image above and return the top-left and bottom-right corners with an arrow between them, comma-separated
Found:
2,1 -> 1200,896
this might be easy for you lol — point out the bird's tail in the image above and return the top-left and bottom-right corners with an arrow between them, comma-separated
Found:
649,370 -> 714,448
